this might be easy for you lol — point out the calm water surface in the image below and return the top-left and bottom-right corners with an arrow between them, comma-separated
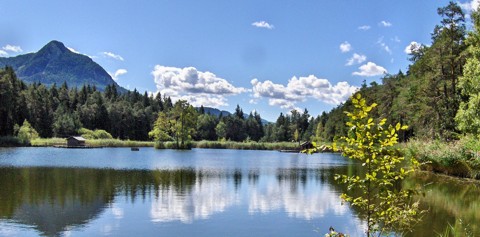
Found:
0,147 -> 479,236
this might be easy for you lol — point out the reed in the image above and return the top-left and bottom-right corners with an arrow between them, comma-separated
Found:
31,138 -> 154,147
191,140 -> 300,150
404,136 -> 480,179
31,137 -> 66,146
86,139 -> 154,147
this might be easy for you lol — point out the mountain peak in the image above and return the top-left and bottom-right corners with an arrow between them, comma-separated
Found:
0,40 -> 126,92
37,40 -> 69,57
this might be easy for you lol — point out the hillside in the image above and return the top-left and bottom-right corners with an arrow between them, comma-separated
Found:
0,40 -> 125,92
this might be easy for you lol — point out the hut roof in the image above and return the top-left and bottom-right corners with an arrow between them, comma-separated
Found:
67,136 -> 86,141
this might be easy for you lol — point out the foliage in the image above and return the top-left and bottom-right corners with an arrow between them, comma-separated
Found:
436,219 -> 474,237
215,121 -> 227,139
17,119 -> 39,145
0,136 -> 22,147
308,94 -> 422,236
456,8 -> 480,135
150,100 -> 197,149
78,128 -> 113,140
324,227 -> 350,237
404,136 -> 480,179
52,105 -> 82,137
316,2 -> 467,142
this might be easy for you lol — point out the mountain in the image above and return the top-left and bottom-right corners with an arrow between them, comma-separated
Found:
0,40 -> 125,92
197,106 -> 271,124
198,107 -> 231,117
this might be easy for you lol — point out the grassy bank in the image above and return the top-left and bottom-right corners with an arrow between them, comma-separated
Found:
404,136 -> 480,179
31,138 -> 154,147
192,140 -> 301,150
152,140 -> 305,150
30,138 -> 304,150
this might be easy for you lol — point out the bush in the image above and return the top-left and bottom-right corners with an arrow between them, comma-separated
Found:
78,128 -> 113,139
17,120 -> 39,145
0,136 -> 22,147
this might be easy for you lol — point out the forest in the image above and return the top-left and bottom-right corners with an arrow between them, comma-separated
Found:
318,2 -> 480,143
2,2 -> 480,147
0,66 -> 313,144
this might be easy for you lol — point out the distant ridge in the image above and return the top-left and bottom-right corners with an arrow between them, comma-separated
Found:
197,106 -> 270,124
197,106 -> 231,117
0,40 -> 126,92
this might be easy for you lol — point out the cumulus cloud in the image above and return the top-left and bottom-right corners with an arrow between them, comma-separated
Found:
0,44 -> 23,56
152,65 -> 246,107
109,69 -> 128,81
102,51 -> 124,61
252,21 -> 274,29
346,53 -> 367,66
2,44 -> 23,53
379,20 -> 392,27
352,62 -> 387,77
358,25 -> 371,31
251,75 -> 358,110
339,41 -> 352,53
404,41 -> 422,54
460,0 -> 480,11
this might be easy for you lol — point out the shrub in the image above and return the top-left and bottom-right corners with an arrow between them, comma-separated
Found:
78,128 -> 113,139
17,120 -> 39,145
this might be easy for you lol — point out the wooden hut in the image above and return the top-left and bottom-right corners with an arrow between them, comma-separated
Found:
66,136 -> 86,147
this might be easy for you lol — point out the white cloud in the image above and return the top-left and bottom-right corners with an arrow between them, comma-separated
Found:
346,53 -> 367,66
152,65 -> 246,107
339,41 -> 352,53
352,62 -> 387,77
379,20 -> 392,27
2,44 -> 23,53
0,50 -> 8,57
67,47 -> 80,54
460,0 -> 480,11
358,25 -> 371,31
102,51 -> 124,61
377,37 -> 392,54
109,69 -> 128,81
251,75 -> 358,110
252,21 -> 274,29
404,41 -> 422,54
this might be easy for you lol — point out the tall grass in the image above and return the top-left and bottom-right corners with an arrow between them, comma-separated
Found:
191,140 -> 300,150
29,137 -> 313,151
87,139 -> 154,147
436,219 -> 474,237
31,138 -> 154,147
404,136 -> 480,179
31,137 -> 65,146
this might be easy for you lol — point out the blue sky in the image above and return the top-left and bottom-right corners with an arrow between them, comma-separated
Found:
0,0 -> 477,121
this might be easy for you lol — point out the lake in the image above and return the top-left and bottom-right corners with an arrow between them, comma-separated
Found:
0,148 -> 478,236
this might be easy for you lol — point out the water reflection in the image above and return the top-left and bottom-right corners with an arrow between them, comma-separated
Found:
0,165 -> 358,236
248,168 -> 348,220
405,172 -> 480,236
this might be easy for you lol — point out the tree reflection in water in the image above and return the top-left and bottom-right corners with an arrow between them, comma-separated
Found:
0,165 -> 364,236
